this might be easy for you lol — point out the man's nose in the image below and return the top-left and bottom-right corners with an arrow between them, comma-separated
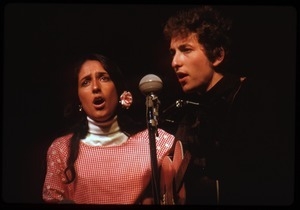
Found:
172,52 -> 181,70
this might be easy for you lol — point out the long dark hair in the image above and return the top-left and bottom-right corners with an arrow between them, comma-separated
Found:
62,53 -> 145,184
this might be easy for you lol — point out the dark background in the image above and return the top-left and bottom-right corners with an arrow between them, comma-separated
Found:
2,3 -> 296,206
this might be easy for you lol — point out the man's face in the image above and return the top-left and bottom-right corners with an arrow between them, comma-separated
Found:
169,33 -> 223,93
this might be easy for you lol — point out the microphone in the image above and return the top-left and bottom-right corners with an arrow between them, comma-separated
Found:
139,74 -> 163,95
139,74 -> 163,204
138,74 -> 162,129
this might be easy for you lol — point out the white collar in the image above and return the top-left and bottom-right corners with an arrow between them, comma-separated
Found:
81,116 -> 128,146
87,116 -> 119,135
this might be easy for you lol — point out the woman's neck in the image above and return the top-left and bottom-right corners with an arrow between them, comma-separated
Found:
82,116 -> 128,146
87,115 -> 118,135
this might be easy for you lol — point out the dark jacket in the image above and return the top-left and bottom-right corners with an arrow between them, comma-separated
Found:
171,73 -> 293,205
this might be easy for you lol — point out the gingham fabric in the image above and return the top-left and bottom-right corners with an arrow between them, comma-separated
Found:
42,128 -> 175,204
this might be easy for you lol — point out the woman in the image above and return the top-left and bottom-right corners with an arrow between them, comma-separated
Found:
42,53 -> 178,204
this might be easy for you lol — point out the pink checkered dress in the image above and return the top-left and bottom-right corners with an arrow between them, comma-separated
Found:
43,128 -> 175,204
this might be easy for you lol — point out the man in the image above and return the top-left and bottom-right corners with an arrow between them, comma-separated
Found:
162,5 -> 291,205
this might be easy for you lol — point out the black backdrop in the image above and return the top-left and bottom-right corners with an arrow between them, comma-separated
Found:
2,4 -> 296,205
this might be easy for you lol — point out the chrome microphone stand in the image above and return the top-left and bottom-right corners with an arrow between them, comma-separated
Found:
139,74 -> 163,205
145,93 -> 160,204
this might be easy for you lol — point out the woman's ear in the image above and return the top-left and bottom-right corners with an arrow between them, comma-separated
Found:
212,47 -> 225,67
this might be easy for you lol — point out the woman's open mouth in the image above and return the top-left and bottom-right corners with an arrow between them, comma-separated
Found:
93,97 -> 105,109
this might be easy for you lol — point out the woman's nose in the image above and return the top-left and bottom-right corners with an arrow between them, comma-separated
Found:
92,81 -> 100,93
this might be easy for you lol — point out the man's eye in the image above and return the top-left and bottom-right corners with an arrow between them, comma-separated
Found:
169,50 -> 175,56
182,48 -> 192,53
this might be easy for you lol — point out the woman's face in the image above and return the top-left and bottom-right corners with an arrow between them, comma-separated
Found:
78,60 -> 118,123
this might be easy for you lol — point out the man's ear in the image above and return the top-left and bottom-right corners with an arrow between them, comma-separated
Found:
212,47 -> 225,67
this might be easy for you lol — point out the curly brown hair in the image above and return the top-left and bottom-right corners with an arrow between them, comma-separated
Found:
163,6 -> 232,71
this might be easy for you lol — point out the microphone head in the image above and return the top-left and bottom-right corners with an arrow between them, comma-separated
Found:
139,74 -> 163,95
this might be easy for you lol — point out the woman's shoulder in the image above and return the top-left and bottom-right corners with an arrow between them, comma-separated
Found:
48,133 -> 73,151
157,128 -> 175,138
45,133 -> 73,162
133,128 -> 174,138
133,128 -> 175,148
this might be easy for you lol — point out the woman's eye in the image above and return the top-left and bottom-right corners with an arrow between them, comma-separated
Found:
100,76 -> 110,82
81,80 -> 90,86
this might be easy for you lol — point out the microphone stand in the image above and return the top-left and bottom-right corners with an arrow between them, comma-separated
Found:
161,99 -> 200,124
145,93 -> 160,204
